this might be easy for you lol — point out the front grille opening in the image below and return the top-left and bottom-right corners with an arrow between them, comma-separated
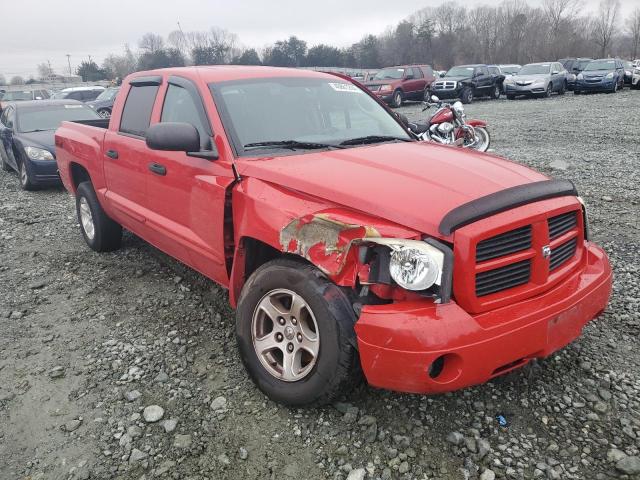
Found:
550,238 -> 577,270
548,211 -> 577,240
476,225 -> 532,262
476,259 -> 531,297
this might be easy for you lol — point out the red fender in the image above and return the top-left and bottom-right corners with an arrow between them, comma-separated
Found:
466,119 -> 488,127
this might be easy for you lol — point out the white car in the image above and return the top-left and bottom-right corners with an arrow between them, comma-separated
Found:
632,66 -> 640,89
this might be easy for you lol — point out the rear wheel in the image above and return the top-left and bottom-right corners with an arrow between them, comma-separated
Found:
19,161 -> 36,191
75,181 -> 122,252
460,87 -> 473,104
97,108 -> 111,119
236,258 -> 361,406
507,94 -> 516,100
558,81 -> 566,95
391,90 -> 403,108
490,85 -> 500,99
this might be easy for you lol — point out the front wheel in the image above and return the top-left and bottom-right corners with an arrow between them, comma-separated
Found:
75,182 -> 122,252
543,83 -> 552,98
490,85 -> 500,99
466,126 -> 490,152
391,90 -> 403,108
236,258 -> 361,406
19,161 -> 36,191
460,87 -> 473,104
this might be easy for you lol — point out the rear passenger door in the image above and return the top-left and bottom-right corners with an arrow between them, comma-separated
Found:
143,75 -> 235,284
408,67 -> 425,98
103,76 -> 161,229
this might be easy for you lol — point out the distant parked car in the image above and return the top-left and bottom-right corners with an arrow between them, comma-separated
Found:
574,58 -> 625,94
85,87 -> 120,118
496,64 -> 521,76
622,61 -> 634,86
0,89 -> 50,107
364,65 -> 437,107
51,86 -> 105,102
430,64 -> 503,104
0,100 -> 101,190
558,58 -> 592,90
632,64 -> 640,89
503,62 -> 567,99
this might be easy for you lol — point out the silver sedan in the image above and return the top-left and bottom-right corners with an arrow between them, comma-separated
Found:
504,62 -> 568,99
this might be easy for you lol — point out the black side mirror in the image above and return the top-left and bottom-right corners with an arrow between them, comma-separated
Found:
146,122 -> 219,160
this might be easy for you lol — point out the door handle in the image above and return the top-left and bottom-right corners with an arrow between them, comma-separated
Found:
148,162 -> 166,176
106,149 -> 118,159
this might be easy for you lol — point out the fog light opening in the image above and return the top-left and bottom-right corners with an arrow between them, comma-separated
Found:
428,355 -> 446,379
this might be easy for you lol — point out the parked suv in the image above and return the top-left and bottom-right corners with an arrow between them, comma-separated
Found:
504,62 -> 567,99
559,58 -> 593,90
430,64 -> 503,104
574,58 -> 625,94
364,65 -> 436,107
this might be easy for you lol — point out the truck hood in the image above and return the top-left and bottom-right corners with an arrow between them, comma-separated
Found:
512,74 -> 550,82
236,142 -> 548,239
436,76 -> 471,82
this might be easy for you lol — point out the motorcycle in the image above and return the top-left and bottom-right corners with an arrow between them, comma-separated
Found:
406,95 -> 491,152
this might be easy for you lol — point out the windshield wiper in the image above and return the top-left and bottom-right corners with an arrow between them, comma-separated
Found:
21,129 -> 52,133
243,140 -> 346,151
339,135 -> 412,146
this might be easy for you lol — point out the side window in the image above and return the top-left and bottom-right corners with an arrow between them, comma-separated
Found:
69,91 -> 84,101
423,66 -> 433,77
160,83 -> 209,147
412,67 -> 424,79
120,85 -> 160,137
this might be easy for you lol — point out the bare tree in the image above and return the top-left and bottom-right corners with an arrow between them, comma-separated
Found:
37,62 -> 54,79
10,76 -> 25,85
626,7 -> 640,59
138,33 -> 164,53
167,30 -> 190,59
591,0 -> 620,58
543,0 -> 577,57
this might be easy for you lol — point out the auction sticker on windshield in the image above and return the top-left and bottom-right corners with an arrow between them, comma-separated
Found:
328,83 -> 362,93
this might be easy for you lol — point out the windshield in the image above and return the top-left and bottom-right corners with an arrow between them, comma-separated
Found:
518,64 -> 550,75
576,59 -> 592,70
501,66 -> 520,75
18,104 -> 100,132
211,77 -> 411,155
445,66 -> 474,77
372,68 -> 405,80
95,88 -> 119,101
3,91 -> 35,101
584,60 -> 616,71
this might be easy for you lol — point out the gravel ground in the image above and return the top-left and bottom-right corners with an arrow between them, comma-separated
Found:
0,90 -> 639,480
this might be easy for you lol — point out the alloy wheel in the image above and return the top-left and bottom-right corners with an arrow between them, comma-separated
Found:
20,162 -> 28,186
79,196 -> 96,241
251,288 -> 319,382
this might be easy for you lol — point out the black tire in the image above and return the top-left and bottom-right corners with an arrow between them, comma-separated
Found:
19,160 -> 37,191
236,258 -> 361,406
558,81 -> 566,95
75,181 -> 122,252
611,81 -> 618,93
507,95 -> 516,100
574,90 -> 581,95
490,85 -> 500,99
543,83 -> 552,98
97,108 -> 111,119
391,90 -> 403,108
460,87 -> 473,104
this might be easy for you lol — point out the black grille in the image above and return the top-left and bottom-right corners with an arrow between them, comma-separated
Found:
548,211 -> 577,239
550,238 -> 577,270
476,260 -> 531,297
476,225 -> 532,262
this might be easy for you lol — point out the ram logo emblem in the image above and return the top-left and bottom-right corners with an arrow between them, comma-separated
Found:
542,245 -> 552,259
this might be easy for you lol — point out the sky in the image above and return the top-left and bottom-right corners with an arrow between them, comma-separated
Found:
0,0 -> 635,79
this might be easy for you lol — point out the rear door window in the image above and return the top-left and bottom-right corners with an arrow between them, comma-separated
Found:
119,84 -> 160,137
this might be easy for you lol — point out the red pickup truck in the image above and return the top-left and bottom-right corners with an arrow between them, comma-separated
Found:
55,66 -> 612,406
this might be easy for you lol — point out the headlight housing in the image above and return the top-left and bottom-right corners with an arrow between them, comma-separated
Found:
605,72 -> 614,79
380,84 -> 392,92
577,73 -> 583,80
366,238 -> 445,291
452,101 -> 464,116
25,146 -> 54,161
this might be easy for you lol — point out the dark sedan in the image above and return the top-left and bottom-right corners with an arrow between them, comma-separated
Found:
85,87 -> 120,118
0,100 -> 101,190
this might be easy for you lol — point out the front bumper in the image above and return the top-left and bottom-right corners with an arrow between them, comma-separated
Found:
373,92 -> 393,103
429,88 -> 461,100
28,158 -> 61,185
575,79 -> 615,92
504,84 -> 546,95
355,243 -> 611,394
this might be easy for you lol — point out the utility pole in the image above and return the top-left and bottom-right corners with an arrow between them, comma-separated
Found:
66,54 -> 72,76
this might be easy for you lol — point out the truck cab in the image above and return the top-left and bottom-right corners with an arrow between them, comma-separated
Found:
55,67 -> 612,406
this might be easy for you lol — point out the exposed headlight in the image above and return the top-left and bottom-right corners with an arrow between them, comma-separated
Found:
605,72 -> 614,79
577,73 -> 583,80
25,146 -> 54,161
368,239 -> 444,291
380,84 -> 392,92
452,101 -> 464,116
504,78 -> 514,84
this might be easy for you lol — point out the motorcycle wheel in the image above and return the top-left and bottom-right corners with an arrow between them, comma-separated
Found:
467,127 -> 490,152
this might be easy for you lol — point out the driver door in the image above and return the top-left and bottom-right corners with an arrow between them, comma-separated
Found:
143,76 -> 236,285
